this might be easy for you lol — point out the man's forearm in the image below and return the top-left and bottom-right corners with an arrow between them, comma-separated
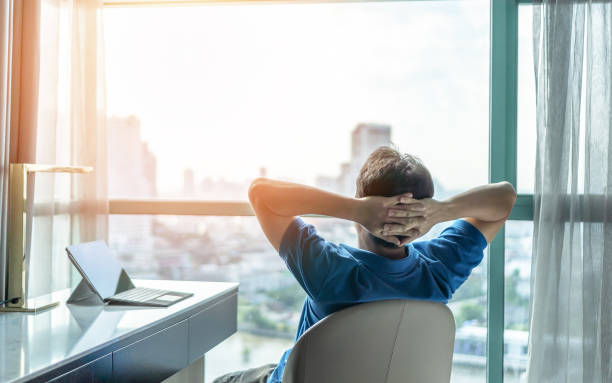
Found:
248,178 -> 360,221
250,178 -> 415,247
435,182 -> 516,224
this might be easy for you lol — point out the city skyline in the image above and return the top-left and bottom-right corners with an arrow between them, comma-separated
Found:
108,116 -> 462,200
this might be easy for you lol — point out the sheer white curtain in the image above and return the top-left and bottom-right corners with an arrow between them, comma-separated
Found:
4,0 -> 108,299
528,1 -> 611,382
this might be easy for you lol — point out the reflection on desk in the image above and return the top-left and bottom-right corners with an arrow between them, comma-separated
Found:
0,279 -> 238,382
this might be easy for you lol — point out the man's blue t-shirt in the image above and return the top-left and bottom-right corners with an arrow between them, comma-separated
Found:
266,218 -> 487,383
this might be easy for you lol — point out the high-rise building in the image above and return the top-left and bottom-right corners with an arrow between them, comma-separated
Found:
107,115 -> 158,265
316,123 -> 392,196
339,162 -> 353,196
259,167 -> 267,178
348,123 -> 392,195
107,115 -> 157,198
315,175 -> 338,193
183,168 -> 195,197
351,123 -> 392,164
141,142 -> 157,197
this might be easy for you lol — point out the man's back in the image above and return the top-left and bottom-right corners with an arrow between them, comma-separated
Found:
266,217 -> 487,383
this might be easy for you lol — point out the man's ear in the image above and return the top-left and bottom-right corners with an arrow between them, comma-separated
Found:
355,222 -> 366,237
355,223 -> 367,244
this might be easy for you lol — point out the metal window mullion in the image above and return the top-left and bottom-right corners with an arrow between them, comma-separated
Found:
509,194 -> 533,220
489,1 -> 518,382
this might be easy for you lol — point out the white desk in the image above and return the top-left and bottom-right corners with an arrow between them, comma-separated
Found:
0,280 -> 238,382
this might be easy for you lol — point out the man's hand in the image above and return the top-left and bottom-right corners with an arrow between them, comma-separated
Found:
355,193 -> 426,246
381,182 -> 518,245
382,197 -> 445,245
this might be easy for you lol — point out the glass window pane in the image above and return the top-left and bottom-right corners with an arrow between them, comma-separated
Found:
104,1 -> 490,201
105,1 -> 490,381
517,5 -> 536,194
450,262 -> 487,383
503,220 -> 532,382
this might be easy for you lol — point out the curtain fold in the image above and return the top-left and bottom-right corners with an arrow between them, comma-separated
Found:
6,0 -> 108,299
528,1 -> 611,382
9,0 -> 39,165
70,0 -> 109,246
0,0 -> 13,300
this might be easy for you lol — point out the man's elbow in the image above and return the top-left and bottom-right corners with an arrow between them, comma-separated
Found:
248,177 -> 269,205
499,181 -> 517,217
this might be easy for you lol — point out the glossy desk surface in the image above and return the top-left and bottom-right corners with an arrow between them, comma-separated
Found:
0,279 -> 239,383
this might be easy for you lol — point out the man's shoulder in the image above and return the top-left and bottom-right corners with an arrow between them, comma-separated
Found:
410,220 -> 487,275
279,217 -> 346,257
412,220 -> 486,245
438,219 -> 488,249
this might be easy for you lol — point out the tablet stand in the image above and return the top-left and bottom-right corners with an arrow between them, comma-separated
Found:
67,279 -> 104,305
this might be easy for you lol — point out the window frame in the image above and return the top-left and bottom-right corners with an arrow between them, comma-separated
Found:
489,1 -> 519,382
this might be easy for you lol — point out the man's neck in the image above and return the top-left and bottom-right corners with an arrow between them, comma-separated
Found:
356,226 -> 409,260
358,239 -> 408,260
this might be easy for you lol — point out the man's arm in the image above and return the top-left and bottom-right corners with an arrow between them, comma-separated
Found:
248,178 -> 418,250
382,182 -> 517,244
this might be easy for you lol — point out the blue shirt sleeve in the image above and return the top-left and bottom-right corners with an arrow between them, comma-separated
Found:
279,217 -> 339,300
412,219 -> 487,297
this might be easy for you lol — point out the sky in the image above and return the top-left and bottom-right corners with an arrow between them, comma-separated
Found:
103,0 -> 535,196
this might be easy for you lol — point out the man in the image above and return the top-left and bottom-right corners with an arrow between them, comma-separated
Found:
213,146 -> 516,383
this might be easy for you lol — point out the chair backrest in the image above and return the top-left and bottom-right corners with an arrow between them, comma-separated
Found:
282,299 -> 455,383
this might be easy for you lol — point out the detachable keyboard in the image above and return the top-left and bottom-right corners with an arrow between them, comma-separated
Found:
110,287 -> 167,303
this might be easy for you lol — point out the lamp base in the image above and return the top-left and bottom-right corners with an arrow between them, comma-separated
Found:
0,301 -> 59,313
0,292 -> 61,313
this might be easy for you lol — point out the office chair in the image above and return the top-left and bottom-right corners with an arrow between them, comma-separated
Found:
282,299 -> 455,383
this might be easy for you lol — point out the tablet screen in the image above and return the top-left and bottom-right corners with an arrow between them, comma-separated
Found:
66,241 -> 134,300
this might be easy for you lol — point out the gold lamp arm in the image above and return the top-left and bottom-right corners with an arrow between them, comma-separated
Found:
23,164 -> 93,174
3,163 -> 93,313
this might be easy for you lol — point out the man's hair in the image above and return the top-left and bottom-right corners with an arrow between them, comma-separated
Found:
356,146 -> 434,247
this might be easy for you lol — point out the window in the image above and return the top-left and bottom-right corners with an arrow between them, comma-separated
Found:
104,1 -> 490,382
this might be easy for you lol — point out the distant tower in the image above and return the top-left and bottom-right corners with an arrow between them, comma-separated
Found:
347,123 -> 392,195
141,142 -> 157,197
107,115 -> 156,256
313,123 -> 392,196
351,123 -> 392,163
107,115 -> 157,198
259,167 -> 267,178
183,168 -> 195,197
339,162 -> 353,196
